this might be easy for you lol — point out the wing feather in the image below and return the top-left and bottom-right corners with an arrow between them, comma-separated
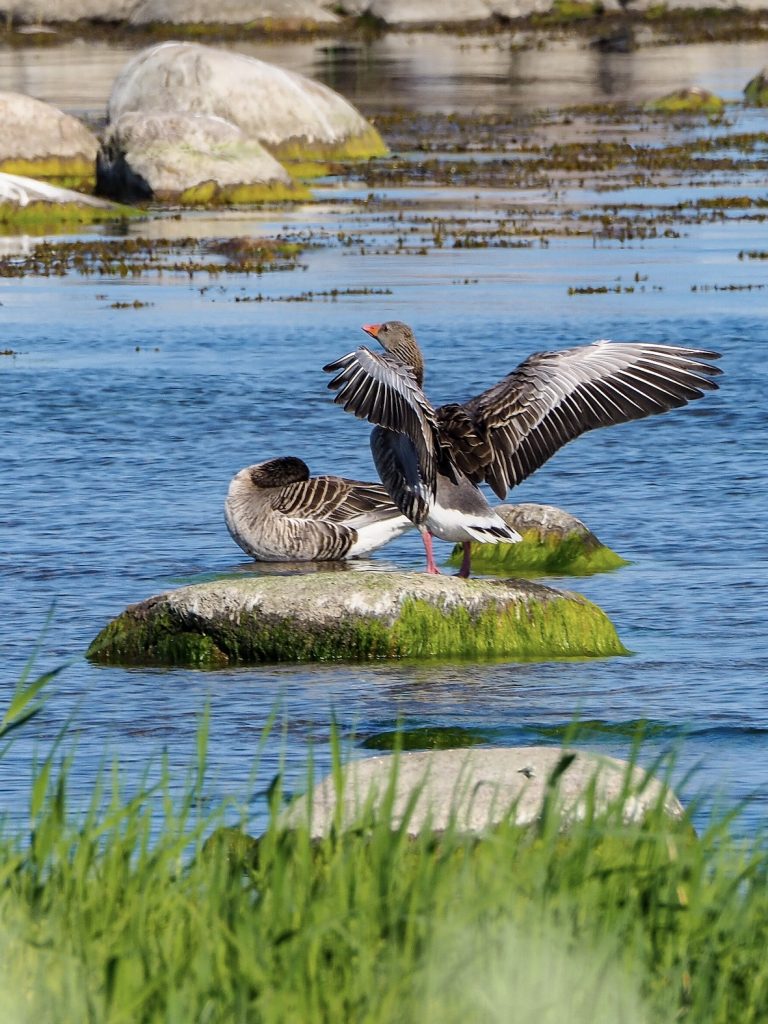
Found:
455,340 -> 721,498
273,476 -> 401,525
324,346 -> 440,489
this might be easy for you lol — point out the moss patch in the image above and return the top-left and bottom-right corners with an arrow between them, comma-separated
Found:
268,125 -> 388,165
176,177 -> 311,205
0,200 -> 140,232
0,156 -> 95,190
744,72 -> 768,107
448,531 -> 629,577
86,575 -> 627,668
645,88 -> 725,115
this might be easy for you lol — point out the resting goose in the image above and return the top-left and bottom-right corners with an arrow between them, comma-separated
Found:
323,321 -> 721,577
225,456 -> 412,562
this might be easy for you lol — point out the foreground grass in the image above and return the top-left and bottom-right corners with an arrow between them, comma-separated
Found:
1,670 -> 767,1022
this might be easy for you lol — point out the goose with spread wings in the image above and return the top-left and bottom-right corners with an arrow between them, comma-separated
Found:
225,456 -> 412,562
323,321 -> 721,577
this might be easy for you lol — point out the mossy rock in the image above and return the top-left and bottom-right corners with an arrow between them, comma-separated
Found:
645,87 -> 725,115
87,571 -> 627,668
448,504 -> 628,577
744,68 -> 768,107
0,157 -> 95,191
268,125 -> 388,165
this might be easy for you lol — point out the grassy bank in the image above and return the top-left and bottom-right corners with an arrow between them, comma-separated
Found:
1,669 -> 767,1022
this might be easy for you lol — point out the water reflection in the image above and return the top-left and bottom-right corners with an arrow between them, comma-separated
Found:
0,36 -> 764,119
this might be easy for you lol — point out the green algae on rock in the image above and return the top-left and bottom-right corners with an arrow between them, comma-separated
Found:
448,504 -> 628,577
645,86 -> 725,115
744,67 -> 768,107
87,571 -> 627,668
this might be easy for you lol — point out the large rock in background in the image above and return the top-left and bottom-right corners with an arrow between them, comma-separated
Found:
0,92 -> 98,189
87,571 -> 627,667
364,0 -> 492,23
129,0 -> 340,23
4,0 -> 768,23
97,111 -> 308,204
282,746 -> 685,837
105,42 -> 388,164
4,0 -> 136,21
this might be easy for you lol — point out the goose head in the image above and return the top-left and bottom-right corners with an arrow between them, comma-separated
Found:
362,321 -> 425,386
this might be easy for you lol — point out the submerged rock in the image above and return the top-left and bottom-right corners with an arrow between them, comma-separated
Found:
448,503 -> 628,576
282,746 -> 684,837
86,571 -> 627,667
96,111 -> 308,204
106,42 -> 388,165
744,67 -> 768,107
0,92 -> 98,188
646,86 -> 725,114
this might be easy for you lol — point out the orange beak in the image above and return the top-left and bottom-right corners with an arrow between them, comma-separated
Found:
362,323 -> 381,339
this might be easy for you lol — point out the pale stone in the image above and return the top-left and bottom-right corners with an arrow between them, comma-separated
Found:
96,110 -> 293,202
106,42 -> 386,157
0,171 -> 115,207
0,92 -> 97,168
283,746 -> 685,837
367,0 -> 492,24
487,0 -> 552,17
496,503 -> 600,545
129,0 -> 340,24
7,0 -> 137,22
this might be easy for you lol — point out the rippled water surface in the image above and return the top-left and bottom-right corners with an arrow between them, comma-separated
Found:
2,35 -> 767,832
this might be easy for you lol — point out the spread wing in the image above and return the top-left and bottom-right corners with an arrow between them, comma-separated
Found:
323,346 -> 441,488
452,341 -> 722,499
272,475 -> 401,526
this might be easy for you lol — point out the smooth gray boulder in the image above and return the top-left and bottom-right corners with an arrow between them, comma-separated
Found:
86,570 -> 627,667
6,0 -> 137,21
0,92 -> 98,185
366,0 -> 492,23
130,0 -> 340,22
106,42 -> 388,162
96,111 -> 302,204
283,746 -> 685,837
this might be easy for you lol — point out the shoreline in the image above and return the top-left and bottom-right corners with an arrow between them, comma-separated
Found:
4,7 -> 768,49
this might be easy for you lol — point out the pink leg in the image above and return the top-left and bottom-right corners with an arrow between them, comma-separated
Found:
421,531 -> 441,574
456,541 -> 472,579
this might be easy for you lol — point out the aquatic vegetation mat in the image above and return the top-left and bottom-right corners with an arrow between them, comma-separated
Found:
0,236 -> 305,279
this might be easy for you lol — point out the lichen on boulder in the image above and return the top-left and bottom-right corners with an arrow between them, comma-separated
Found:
106,42 -> 388,171
0,92 -> 98,190
645,86 -> 725,114
87,571 -> 627,667
448,503 -> 628,576
96,111 -> 309,205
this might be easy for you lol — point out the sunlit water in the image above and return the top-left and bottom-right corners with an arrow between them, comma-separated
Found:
1,35 -> 767,833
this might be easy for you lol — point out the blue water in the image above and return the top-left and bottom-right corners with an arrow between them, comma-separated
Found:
2,39 -> 768,834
